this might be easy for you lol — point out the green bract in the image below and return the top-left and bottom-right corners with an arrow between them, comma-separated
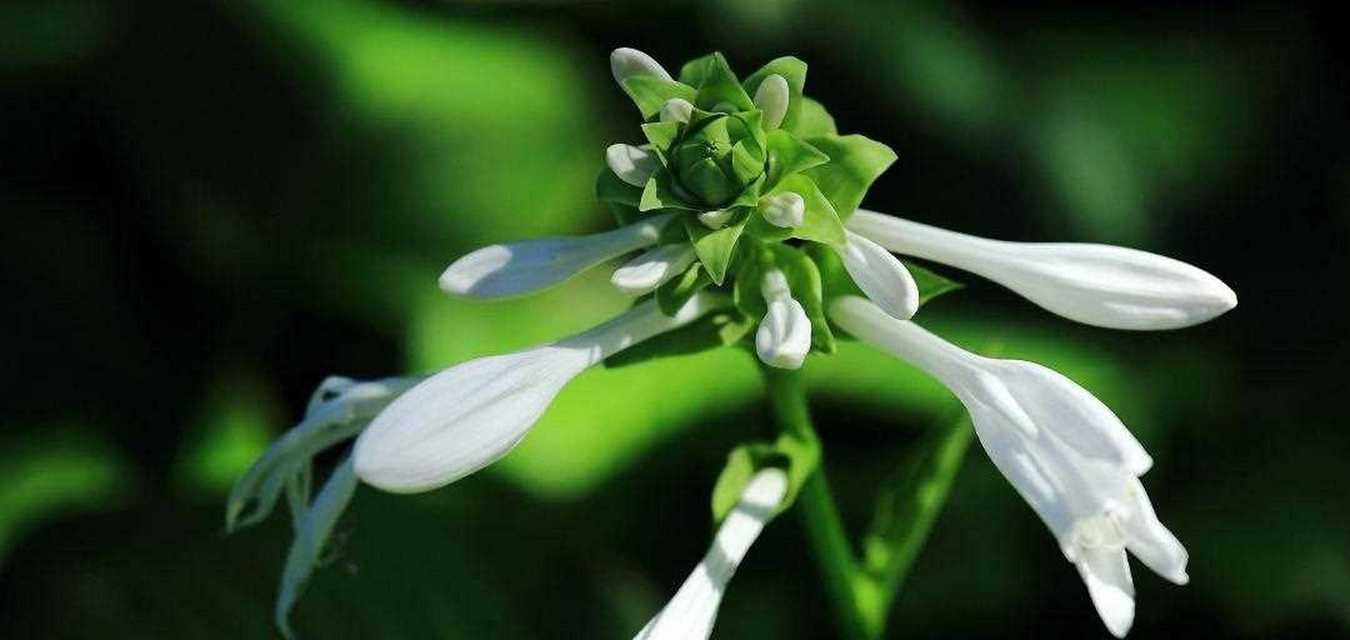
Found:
599,51 -> 954,370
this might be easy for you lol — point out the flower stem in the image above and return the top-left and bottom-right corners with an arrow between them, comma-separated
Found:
762,366 -> 871,640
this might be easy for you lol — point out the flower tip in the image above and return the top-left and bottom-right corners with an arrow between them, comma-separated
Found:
610,47 -> 672,84
607,143 -> 659,188
753,74 -> 789,130
742,468 -> 789,510
439,245 -> 508,297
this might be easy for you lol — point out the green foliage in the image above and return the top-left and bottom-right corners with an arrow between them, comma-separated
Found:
683,214 -> 748,285
764,129 -> 831,190
803,134 -> 898,221
656,263 -> 711,315
621,76 -> 697,119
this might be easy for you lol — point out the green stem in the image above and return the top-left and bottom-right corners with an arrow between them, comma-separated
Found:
762,366 -> 871,640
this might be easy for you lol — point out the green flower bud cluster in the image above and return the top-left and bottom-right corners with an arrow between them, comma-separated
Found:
599,51 -> 924,366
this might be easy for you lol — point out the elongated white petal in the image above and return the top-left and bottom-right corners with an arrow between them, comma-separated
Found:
354,294 -> 719,493
759,191 -> 804,228
753,74 -> 789,130
276,457 -> 359,639
848,209 -> 1237,330
660,98 -> 694,124
227,376 -> 418,532
836,230 -> 919,320
755,271 -> 811,369
611,244 -> 697,295
635,468 -> 788,640
440,213 -> 673,298
611,47 -> 673,85
607,143 -> 661,188
1074,543 -> 1135,638
828,296 -> 1187,637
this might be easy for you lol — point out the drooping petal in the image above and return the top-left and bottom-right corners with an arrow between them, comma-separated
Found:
758,191 -> 804,228
226,376 -> 418,532
836,229 -> 919,320
611,47 -> 673,85
635,468 -> 788,640
1073,543 -> 1136,639
847,209 -> 1238,330
753,74 -> 789,130
607,143 -> 661,188
827,295 -> 1186,637
440,213 -> 673,298
354,294 -> 720,493
276,457 -> 359,640
754,270 -> 811,369
611,244 -> 698,295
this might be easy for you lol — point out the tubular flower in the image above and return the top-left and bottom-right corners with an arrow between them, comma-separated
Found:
232,47 -> 1236,638
634,468 -> 789,640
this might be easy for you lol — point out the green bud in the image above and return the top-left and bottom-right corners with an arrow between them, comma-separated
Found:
669,113 -> 766,207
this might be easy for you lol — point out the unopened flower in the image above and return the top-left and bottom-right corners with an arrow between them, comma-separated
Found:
235,46 -> 1236,638
634,468 -> 788,640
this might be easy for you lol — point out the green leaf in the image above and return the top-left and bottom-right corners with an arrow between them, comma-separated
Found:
733,243 -> 835,353
909,263 -> 963,306
641,121 -> 680,152
678,53 -> 719,87
638,170 -> 702,212
596,167 -> 642,208
765,129 -> 830,190
787,96 -> 838,138
690,52 -> 755,112
656,263 -> 710,316
683,213 -> 747,285
711,434 -> 819,524
803,134 -> 897,221
859,413 -> 974,614
603,308 -> 754,369
621,76 -> 697,119
742,56 -> 807,130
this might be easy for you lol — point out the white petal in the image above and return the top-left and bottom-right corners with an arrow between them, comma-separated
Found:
227,376 -> 418,532
1118,478 -> 1190,585
611,244 -> 697,295
611,47 -> 672,85
759,191 -> 805,228
848,209 -> 1238,330
755,271 -> 811,370
276,457 -> 359,639
660,98 -> 694,124
1074,544 -> 1135,638
354,295 -> 718,493
440,213 -> 672,298
753,74 -> 789,130
836,230 -> 919,320
635,469 -> 787,640
607,143 -> 660,188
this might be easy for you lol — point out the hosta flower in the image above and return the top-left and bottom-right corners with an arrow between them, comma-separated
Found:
829,296 -> 1187,637
232,46 -> 1236,638
635,468 -> 788,640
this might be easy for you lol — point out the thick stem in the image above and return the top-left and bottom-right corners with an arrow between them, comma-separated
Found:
762,367 -> 871,640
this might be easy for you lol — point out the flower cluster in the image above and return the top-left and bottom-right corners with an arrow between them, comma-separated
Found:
230,47 -> 1236,639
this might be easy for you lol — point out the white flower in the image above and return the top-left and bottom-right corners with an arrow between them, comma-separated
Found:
227,376 -> 419,532
276,456 -> 359,639
753,73 -> 790,130
439,213 -> 673,298
607,143 -> 661,188
353,293 -> 720,493
759,191 -> 805,229
697,208 -> 735,230
634,468 -> 788,640
836,229 -> 919,320
611,243 -> 698,295
828,296 -> 1188,638
611,47 -> 673,84
847,209 -> 1237,330
755,270 -> 812,370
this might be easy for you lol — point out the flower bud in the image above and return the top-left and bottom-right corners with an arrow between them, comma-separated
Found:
669,114 -> 766,207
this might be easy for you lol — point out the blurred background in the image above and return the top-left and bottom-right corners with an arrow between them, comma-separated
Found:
2,0 -> 1347,637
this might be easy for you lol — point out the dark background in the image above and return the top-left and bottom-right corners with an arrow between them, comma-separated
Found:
2,0 -> 1347,638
